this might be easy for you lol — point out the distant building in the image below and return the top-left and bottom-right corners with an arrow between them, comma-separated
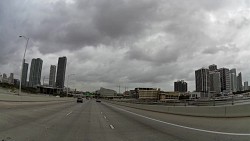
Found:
8,73 -> 14,84
189,92 -> 201,99
99,87 -> 117,98
29,58 -> 43,87
130,90 -> 137,98
159,91 -> 180,101
2,73 -> 8,83
244,81 -> 248,91
21,60 -> 29,87
237,72 -> 243,92
14,79 -> 20,86
174,80 -> 187,92
229,70 -> 237,93
209,64 -> 217,71
0,74 -> 2,82
209,71 -> 221,95
38,86 -> 61,95
218,68 -> 230,93
49,65 -> 57,87
56,56 -> 67,88
230,68 -> 237,75
123,90 -> 132,98
135,88 -> 160,100
195,68 -> 210,97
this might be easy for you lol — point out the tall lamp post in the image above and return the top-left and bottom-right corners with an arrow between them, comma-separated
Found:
67,74 -> 75,97
19,35 -> 29,95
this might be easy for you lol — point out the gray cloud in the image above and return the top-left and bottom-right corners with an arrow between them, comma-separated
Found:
203,43 -> 240,54
1,0 -> 250,91
23,0 -> 161,54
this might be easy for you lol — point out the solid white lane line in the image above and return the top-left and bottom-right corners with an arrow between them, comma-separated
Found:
105,103 -> 250,136
110,124 -> 115,129
66,111 -> 72,116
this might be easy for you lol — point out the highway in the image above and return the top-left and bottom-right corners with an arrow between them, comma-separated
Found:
0,99 -> 250,141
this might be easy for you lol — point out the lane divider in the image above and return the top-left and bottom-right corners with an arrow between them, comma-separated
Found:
104,102 -> 250,136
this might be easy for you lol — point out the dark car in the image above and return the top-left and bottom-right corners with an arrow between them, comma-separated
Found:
77,97 -> 83,103
96,99 -> 101,102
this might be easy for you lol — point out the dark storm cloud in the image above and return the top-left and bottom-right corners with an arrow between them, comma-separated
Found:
0,0 -> 26,65
23,0 -> 160,54
92,0 -> 157,38
126,45 -> 180,65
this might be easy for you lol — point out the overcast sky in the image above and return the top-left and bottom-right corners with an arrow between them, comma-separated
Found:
1,0 -> 250,92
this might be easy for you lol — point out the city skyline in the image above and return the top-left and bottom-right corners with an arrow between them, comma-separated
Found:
0,56 -> 68,89
1,62 -> 249,93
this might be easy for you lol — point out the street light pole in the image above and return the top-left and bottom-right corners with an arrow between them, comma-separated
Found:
67,74 -> 75,97
19,36 -> 29,96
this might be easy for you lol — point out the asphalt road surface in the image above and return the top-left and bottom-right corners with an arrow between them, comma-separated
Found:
0,99 -> 250,141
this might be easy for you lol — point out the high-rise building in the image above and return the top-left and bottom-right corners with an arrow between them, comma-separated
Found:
209,71 -> 221,94
218,68 -> 230,93
209,64 -> 217,71
229,72 -> 237,92
29,58 -> 43,87
2,73 -> 8,83
195,68 -> 210,97
56,56 -> 67,88
230,68 -> 236,75
49,65 -> 57,87
0,74 -> 2,82
174,80 -> 187,92
244,81 -> 248,91
21,60 -> 29,87
237,72 -> 243,92
8,73 -> 14,84
230,68 -> 237,93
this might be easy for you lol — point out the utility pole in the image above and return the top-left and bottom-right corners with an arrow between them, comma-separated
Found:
18,35 -> 29,96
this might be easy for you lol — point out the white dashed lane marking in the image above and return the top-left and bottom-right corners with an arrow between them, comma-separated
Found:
66,111 -> 72,116
110,124 -> 115,129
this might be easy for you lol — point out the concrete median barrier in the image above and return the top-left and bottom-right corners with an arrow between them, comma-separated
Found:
105,100 -> 250,118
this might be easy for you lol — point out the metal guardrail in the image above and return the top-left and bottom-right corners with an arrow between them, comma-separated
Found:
112,97 -> 250,106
